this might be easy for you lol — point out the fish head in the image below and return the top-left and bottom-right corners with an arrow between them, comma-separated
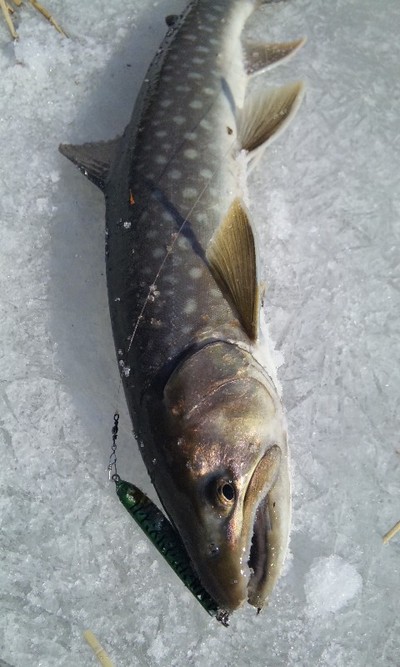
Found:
150,342 -> 290,612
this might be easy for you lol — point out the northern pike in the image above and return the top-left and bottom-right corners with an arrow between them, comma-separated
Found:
60,0 -> 305,614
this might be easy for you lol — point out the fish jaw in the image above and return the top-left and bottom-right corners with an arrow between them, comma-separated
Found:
145,341 -> 289,612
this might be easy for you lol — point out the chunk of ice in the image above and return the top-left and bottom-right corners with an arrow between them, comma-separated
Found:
304,555 -> 363,617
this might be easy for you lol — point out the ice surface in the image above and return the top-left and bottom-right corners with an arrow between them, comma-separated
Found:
304,556 -> 363,617
0,1 -> 399,666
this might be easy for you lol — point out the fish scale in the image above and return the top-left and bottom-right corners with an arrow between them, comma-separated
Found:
60,0 -> 306,614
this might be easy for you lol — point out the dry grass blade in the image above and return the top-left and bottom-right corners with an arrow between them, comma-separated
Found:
29,0 -> 68,37
383,520 -> 400,544
83,630 -> 115,667
0,0 -> 18,39
1,0 -> 68,40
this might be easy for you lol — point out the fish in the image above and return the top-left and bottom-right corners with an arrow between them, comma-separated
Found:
59,0 -> 305,614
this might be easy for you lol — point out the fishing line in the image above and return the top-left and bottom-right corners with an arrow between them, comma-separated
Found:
110,132 -> 239,414
129,138 -> 239,353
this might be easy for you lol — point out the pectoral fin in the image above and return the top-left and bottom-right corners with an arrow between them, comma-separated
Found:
59,138 -> 120,191
237,82 -> 304,156
243,38 -> 306,75
206,199 -> 260,341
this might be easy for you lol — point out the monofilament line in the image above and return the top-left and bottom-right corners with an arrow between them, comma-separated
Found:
126,138 -> 237,356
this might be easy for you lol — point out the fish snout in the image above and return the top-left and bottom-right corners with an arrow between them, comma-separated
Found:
197,538 -> 250,611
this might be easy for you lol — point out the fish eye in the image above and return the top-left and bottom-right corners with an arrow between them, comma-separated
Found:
216,480 -> 235,506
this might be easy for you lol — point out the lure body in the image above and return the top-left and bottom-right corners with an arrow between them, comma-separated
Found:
116,478 -> 229,623
60,0 -> 305,612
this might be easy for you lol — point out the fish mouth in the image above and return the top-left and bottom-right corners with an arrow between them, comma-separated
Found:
247,493 -> 271,607
243,445 -> 282,609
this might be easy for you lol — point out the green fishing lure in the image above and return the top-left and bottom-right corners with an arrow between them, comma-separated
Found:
115,478 -> 229,626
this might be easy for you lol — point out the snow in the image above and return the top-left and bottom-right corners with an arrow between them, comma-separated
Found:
0,0 -> 399,666
304,556 -> 363,617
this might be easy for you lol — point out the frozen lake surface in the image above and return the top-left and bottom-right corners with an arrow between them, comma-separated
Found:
0,0 -> 399,665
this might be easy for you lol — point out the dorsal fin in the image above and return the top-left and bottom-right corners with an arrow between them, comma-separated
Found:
243,38 -> 306,75
58,138 -> 120,190
237,82 -> 304,165
206,199 -> 260,341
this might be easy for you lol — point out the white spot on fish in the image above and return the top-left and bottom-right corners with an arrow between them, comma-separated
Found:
155,155 -> 167,165
162,143 -> 172,151
175,84 -> 190,93
173,115 -> 186,125
152,247 -> 165,259
200,168 -> 213,179
163,274 -> 178,286
189,99 -> 203,109
184,132 -> 197,141
169,169 -> 182,180
155,130 -> 167,138
203,87 -> 214,96
200,118 -> 212,131
182,187 -> 198,199
184,298 -> 197,315
196,45 -> 210,53
183,34 -> 196,41
188,72 -> 203,80
162,211 -> 173,222
123,221 -> 131,229
196,213 -> 208,223
184,148 -> 198,160
178,236 -> 190,250
189,267 -> 203,279
192,57 -> 205,65
160,99 -> 173,108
